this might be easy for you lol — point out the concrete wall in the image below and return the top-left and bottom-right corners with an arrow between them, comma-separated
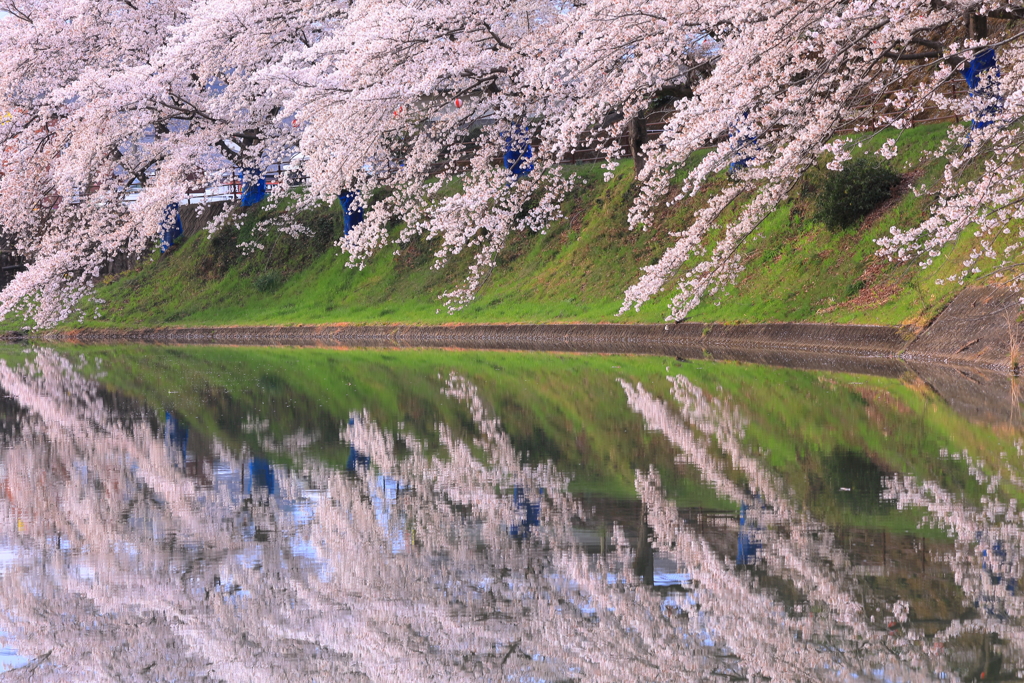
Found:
28,285 -> 1024,374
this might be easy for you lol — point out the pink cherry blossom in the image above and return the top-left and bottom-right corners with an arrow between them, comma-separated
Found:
0,1 -> 1018,325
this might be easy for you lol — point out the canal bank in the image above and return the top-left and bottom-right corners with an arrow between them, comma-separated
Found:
8,130 -> 996,337
18,285 -> 1022,373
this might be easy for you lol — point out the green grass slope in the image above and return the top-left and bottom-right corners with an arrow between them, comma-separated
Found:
53,122 -> 995,330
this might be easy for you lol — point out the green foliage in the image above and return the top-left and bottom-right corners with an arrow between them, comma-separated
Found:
686,124 -> 971,327
814,157 -> 900,231
253,270 -> 284,292
204,224 -> 241,276
845,280 -> 866,298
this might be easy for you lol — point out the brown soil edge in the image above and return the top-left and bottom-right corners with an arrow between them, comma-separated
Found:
4,286 -> 1020,372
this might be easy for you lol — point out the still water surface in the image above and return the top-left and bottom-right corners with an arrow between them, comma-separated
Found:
0,344 -> 1021,681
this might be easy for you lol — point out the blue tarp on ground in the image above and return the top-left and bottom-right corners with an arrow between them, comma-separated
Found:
728,114 -> 757,177
239,168 -> 267,207
159,203 -> 183,254
503,127 -> 533,177
962,49 -> 1002,130
338,192 -> 364,235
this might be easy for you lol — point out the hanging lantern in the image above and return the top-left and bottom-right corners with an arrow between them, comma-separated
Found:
454,98 -> 462,108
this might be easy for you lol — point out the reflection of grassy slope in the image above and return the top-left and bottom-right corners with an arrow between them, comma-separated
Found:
28,122 -> 999,331
67,345 -> 727,507
681,361 -> 1017,529
47,344 -> 1022,531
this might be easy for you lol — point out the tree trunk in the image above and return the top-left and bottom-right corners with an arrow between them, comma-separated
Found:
628,114 -> 648,175
968,11 -> 987,41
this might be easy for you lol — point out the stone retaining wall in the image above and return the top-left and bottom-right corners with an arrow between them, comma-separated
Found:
52,321 -> 910,356
904,286 -> 1021,368
10,285 -> 1021,373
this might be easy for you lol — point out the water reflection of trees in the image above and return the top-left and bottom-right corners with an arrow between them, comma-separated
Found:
885,454 -> 1024,678
0,353 -> 695,681
0,350 -> 1020,680
621,374 -> 1024,681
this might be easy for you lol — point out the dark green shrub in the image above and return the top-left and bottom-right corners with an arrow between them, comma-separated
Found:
814,158 -> 900,231
253,270 -> 283,293
200,223 -> 241,277
845,280 -> 866,298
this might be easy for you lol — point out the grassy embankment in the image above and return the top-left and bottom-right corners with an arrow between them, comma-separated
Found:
48,122 -> 997,330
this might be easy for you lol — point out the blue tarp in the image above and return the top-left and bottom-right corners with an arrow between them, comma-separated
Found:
239,168 -> 267,207
159,203 -> 183,254
338,192 -> 364,236
736,503 -> 761,566
962,49 -> 1002,130
503,127 -> 533,177
509,485 -> 541,539
728,115 -> 757,177
248,457 -> 276,495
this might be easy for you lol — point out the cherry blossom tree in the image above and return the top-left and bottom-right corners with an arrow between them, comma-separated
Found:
2,0 -> 1024,325
0,0 -> 318,326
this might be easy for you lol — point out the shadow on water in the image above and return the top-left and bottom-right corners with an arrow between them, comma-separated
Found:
0,343 -> 1022,680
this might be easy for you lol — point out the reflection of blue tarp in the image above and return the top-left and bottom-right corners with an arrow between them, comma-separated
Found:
239,168 -> 266,207
346,418 -> 371,471
159,203 -> 183,254
164,411 -> 188,465
510,486 -> 541,539
736,503 -> 760,566
981,541 -> 1018,597
378,475 -> 406,500
248,458 -> 276,495
346,445 -> 370,471
503,127 -> 533,177
338,192 -> 364,236
962,49 -> 1002,131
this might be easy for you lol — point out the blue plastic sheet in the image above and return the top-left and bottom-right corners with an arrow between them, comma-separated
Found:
728,114 -> 757,178
503,127 -> 533,177
736,503 -> 761,566
239,168 -> 266,207
338,192 -> 364,236
962,49 -> 1002,131
159,203 -> 183,254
